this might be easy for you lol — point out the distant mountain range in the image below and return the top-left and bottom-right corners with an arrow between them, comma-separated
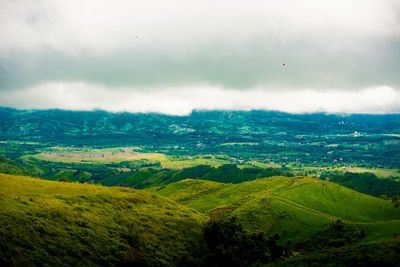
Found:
1,108 -> 399,167
1,108 -> 399,143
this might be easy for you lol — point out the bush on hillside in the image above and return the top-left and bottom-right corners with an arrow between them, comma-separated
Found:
57,177 -> 72,183
296,220 -> 365,252
201,216 -> 287,266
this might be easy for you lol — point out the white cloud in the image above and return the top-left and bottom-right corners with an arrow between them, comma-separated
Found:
0,0 -> 399,112
1,81 -> 399,115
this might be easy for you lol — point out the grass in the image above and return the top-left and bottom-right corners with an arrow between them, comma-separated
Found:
0,173 -> 207,266
273,179 -> 398,222
1,172 -> 399,265
148,176 -> 400,244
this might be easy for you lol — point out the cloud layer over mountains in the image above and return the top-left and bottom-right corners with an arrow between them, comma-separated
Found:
1,0 -> 399,114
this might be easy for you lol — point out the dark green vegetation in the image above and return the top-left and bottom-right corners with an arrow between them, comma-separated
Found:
282,240 -> 400,267
329,172 -> 400,198
296,220 -> 365,251
1,108 -> 399,168
202,217 -> 287,266
107,164 -> 291,188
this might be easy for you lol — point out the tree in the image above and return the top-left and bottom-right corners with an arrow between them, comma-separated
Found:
202,217 -> 285,266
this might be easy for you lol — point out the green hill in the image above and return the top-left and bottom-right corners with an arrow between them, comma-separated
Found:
2,173 -> 400,266
148,176 -> 400,244
0,156 -> 30,176
0,173 -> 206,266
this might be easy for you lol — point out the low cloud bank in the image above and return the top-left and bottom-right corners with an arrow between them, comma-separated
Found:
1,81 -> 399,115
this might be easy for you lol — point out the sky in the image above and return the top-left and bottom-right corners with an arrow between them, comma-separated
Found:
0,0 -> 399,115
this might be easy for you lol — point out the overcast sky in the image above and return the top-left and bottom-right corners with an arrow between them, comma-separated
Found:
0,0 -> 399,115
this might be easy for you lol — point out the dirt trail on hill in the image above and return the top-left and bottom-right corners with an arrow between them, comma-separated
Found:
272,197 -> 339,221
271,197 -> 399,225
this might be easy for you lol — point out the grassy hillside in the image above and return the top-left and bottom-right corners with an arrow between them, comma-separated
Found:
148,176 -> 400,243
274,178 -> 397,222
1,173 -> 399,266
0,173 -> 207,266
0,156 -> 30,176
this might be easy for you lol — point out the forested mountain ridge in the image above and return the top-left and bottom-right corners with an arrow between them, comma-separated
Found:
1,108 -> 399,167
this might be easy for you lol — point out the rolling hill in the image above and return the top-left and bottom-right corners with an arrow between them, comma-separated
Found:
0,173 -> 206,266
1,173 -> 400,266
148,176 -> 400,244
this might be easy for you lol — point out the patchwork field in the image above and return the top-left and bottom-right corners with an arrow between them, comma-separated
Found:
344,167 -> 400,177
27,146 -> 166,164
